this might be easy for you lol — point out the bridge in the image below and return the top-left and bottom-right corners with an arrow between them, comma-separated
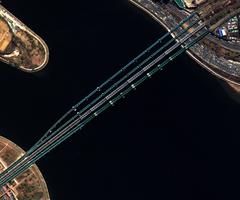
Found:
0,0 -> 239,195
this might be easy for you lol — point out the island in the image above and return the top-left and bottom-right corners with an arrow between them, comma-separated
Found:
130,0 -> 240,93
0,4 -> 49,72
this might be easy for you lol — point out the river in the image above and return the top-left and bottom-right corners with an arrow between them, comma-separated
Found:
0,0 -> 239,199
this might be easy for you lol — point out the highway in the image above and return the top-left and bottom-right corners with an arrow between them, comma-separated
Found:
135,0 -> 240,84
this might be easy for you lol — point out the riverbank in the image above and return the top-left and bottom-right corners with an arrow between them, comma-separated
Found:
129,0 -> 240,93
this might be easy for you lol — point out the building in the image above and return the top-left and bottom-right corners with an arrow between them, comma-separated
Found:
174,0 -> 185,9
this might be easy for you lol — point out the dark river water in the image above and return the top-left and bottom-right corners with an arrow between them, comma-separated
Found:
0,0 -> 240,199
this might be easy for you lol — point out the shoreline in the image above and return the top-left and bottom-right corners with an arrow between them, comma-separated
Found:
129,0 -> 240,90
